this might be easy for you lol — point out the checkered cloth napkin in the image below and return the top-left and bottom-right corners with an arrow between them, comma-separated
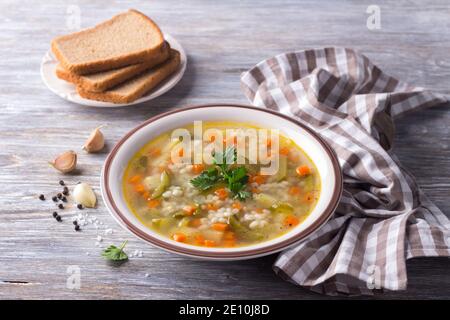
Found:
240,47 -> 450,295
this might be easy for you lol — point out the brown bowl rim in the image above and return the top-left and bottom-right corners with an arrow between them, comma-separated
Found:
102,103 -> 343,259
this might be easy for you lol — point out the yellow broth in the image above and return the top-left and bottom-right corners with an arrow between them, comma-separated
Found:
123,121 -> 321,248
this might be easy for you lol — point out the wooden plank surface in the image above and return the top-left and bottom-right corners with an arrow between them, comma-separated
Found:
0,0 -> 449,299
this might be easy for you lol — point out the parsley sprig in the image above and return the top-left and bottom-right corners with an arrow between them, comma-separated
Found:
101,240 -> 128,261
190,167 -> 221,191
190,147 -> 251,201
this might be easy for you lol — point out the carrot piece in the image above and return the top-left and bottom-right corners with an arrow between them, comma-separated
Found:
182,205 -> 196,216
211,223 -> 228,232
147,199 -> 160,208
172,232 -> 186,242
192,164 -> 205,174
288,186 -> 301,195
296,165 -> 311,176
194,234 -> 205,245
251,175 -> 266,185
134,184 -> 146,193
129,175 -> 141,184
284,215 -> 300,227
142,191 -> 150,200
266,138 -> 272,148
206,203 -> 218,211
255,208 -> 263,213
149,148 -> 161,157
204,240 -> 216,247
231,202 -> 242,210
279,147 -> 290,156
178,148 -> 184,157
224,231 -> 236,240
214,188 -> 228,200
302,192 -> 315,203
223,239 -> 236,247
190,218 -> 202,228
251,187 -> 260,194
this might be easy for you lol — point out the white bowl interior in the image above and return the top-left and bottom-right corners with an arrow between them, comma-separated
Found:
105,106 -> 337,254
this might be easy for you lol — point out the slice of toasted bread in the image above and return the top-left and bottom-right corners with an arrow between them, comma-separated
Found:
56,42 -> 170,92
52,9 -> 165,75
77,49 -> 181,104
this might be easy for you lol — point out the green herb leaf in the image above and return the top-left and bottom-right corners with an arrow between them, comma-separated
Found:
229,166 -> 248,183
235,190 -> 252,201
190,147 -> 251,201
190,167 -> 221,191
101,240 -> 128,261
213,147 -> 236,166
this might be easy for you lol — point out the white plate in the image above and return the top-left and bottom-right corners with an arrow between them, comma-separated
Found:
40,34 -> 187,107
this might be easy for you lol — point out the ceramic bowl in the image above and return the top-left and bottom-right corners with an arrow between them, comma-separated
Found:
101,104 -> 342,260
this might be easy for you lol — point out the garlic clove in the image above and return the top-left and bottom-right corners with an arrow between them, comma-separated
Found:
49,150 -> 77,173
82,125 -> 105,153
73,183 -> 97,208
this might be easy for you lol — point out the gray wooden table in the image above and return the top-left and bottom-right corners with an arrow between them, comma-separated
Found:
1,0 -> 449,300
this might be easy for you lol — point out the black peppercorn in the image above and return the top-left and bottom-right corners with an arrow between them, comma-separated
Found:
73,220 -> 78,225
56,215 -> 62,222
52,212 -> 58,218
39,194 -> 45,201
61,196 -> 67,202
77,204 -> 83,210
57,193 -> 62,199
58,203 -> 64,209
74,225 -> 80,231
59,180 -> 65,186
52,196 -> 57,202
62,187 -> 69,195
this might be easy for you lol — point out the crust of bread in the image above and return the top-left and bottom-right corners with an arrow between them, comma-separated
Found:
77,50 -> 181,104
55,42 -> 170,92
51,9 -> 165,75
55,66 -> 78,84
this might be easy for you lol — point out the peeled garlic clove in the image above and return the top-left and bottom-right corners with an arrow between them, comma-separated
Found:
82,125 -> 105,153
73,183 -> 97,208
49,150 -> 77,173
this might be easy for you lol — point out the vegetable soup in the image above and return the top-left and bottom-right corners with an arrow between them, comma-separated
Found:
123,121 -> 320,248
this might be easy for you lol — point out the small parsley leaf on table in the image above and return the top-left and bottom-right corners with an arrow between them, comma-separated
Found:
101,240 -> 128,261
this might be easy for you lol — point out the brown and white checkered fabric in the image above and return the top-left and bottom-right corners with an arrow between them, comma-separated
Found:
241,47 -> 450,295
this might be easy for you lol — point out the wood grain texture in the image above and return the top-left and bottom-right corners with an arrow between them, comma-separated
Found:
0,0 -> 449,300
